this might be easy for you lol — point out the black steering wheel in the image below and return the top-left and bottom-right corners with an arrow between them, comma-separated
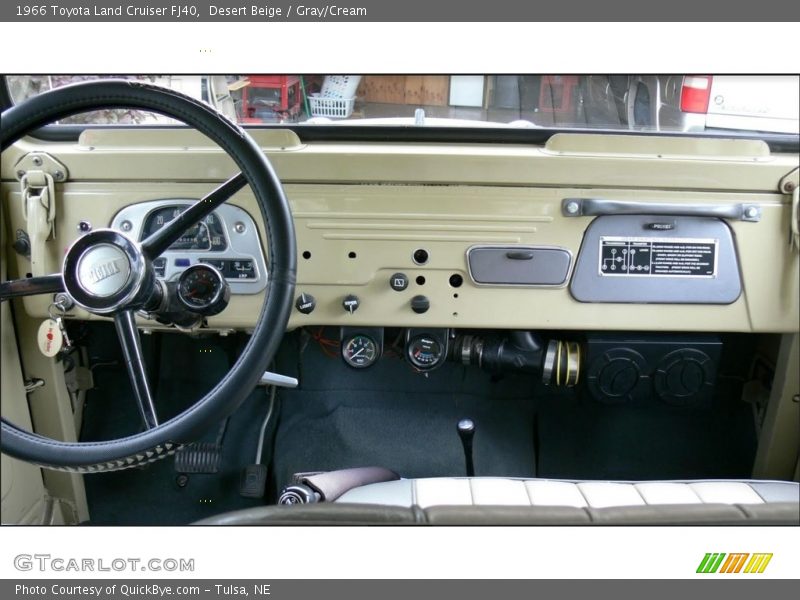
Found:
0,80 -> 296,472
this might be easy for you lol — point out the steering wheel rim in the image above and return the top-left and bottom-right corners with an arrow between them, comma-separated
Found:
0,79 -> 296,471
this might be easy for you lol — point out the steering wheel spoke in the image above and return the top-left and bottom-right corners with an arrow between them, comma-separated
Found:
0,273 -> 64,302
114,310 -> 159,430
141,173 -> 247,260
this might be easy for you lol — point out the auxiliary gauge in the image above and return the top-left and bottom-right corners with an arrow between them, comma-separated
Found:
406,334 -> 445,370
341,334 -> 380,369
176,263 -> 230,315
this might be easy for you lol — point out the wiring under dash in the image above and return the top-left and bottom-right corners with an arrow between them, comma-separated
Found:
310,327 -> 340,358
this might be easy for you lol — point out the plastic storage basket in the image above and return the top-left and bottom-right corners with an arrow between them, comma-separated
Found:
319,75 -> 362,99
309,95 -> 356,118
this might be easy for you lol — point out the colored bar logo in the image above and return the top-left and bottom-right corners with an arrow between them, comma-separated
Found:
696,553 -> 773,574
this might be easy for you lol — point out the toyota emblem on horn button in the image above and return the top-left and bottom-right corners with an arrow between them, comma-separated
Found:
76,244 -> 132,297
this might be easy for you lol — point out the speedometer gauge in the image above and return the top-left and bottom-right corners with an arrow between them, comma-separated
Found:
342,334 -> 379,369
141,206 -> 228,252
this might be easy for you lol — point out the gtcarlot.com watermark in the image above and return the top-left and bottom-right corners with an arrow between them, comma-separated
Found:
14,554 -> 195,573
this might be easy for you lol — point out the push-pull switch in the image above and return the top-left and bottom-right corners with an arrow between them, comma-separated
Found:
295,293 -> 316,314
342,294 -> 360,314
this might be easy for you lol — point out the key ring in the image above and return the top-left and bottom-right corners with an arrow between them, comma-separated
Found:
48,301 -> 67,321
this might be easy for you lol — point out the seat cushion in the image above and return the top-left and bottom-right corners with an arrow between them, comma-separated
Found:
336,477 -> 800,509
195,500 -> 800,526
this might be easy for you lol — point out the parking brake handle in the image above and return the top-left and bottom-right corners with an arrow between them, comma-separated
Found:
258,371 -> 298,388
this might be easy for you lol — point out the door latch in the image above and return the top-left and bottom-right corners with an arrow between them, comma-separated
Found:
20,170 -> 58,276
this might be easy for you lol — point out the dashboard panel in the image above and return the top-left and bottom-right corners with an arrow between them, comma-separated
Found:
2,132 -> 797,335
277,183 -> 795,333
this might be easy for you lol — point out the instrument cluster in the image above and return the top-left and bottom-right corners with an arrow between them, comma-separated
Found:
110,199 -> 268,294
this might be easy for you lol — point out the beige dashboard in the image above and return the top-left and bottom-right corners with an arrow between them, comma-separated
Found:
2,129 -> 799,334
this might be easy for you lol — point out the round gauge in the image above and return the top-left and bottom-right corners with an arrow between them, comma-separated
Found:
406,335 -> 444,370
176,264 -> 230,315
342,334 -> 379,369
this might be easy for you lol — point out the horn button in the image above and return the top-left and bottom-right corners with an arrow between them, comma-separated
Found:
63,229 -> 153,314
76,244 -> 132,297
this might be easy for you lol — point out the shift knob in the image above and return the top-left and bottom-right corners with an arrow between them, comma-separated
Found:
457,418 -> 475,477
457,418 -> 475,439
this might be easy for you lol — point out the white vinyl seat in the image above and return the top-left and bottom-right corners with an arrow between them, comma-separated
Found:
196,476 -> 799,525
336,477 -> 800,509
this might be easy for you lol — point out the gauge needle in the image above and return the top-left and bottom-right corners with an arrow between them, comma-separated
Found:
351,348 -> 365,358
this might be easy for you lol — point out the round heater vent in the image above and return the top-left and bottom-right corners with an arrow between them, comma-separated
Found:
654,348 -> 714,407
587,348 -> 648,404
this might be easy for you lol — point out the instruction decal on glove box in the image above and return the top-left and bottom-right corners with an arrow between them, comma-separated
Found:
598,237 -> 718,278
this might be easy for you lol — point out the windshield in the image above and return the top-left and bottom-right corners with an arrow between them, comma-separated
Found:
6,74 -> 800,137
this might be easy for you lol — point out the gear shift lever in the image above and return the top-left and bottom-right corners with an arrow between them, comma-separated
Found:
457,418 -> 475,477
